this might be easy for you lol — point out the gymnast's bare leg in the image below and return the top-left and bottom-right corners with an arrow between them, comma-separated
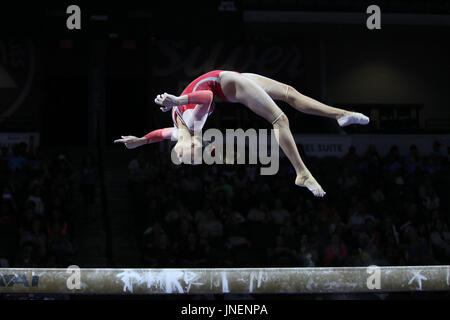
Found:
219,71 -> 331,197
240,73 -> 369,126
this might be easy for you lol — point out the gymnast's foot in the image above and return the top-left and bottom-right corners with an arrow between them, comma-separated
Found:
337,112 -> 370,127
295,174 -> 326,197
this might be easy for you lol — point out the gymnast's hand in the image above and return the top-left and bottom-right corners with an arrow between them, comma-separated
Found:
114,135 -> 146,149
154,92 -> 180,112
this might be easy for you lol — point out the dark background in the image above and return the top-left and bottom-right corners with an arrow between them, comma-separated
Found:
0,0 -> 450,300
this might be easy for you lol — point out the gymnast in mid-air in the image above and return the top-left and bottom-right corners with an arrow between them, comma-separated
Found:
114,70 -> 369,197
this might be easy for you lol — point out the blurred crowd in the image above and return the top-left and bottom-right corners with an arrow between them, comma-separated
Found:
1,139 -> 449,270
0,143 -> 89,268
128,140 -> 450,268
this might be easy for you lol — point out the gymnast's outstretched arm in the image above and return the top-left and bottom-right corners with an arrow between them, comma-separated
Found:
114,127 -> 175,149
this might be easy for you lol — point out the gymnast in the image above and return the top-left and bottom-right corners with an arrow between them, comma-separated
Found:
114,70 -> 369,197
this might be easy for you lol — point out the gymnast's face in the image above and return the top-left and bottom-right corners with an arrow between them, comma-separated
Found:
173,116 -> 203,164
174,131 -> 202,164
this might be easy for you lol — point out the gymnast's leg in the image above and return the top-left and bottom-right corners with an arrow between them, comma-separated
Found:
240,73 -> 369,126
219,71 -> 325,197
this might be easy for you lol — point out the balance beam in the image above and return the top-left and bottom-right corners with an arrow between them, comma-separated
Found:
0,266 -> 449,294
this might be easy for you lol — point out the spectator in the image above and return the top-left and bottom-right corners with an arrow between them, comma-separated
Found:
0,200 -> 18,263
430,219 -> 450,262
343,146 -> 361,170
4,143 -> 28,171
270,198 -> 290,227
405,144 -> 422,174
247,202 -> 268,223
179,233 -> 207,267
47,219 -> 73,266
128,151 -> 151,186
297,234 -> 317,267
79,153 -> 97,220
19,218 -> 47,263
26,186 -> 45,216
403,227 -> 434,265
338,167 -> 358,190
15,244 -> 36,267
323,234 -> 348,266
197,209 -> 223,239
429,140 -> 446,170
268,235 -> 298,267
143,233 -> 175,267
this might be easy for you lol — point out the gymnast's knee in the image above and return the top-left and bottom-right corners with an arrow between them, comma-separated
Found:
284,85 -> 297,103
272,112 -> 289,128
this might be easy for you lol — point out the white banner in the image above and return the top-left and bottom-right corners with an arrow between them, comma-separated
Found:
293,135 -> 352,157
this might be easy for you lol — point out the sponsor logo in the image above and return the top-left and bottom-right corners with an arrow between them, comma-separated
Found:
0,273 -> 39,287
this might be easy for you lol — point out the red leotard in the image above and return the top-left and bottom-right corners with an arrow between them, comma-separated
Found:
172,70 -> 234,128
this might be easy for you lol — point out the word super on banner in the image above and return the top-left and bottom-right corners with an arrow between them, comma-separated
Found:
149,40 -> 307,95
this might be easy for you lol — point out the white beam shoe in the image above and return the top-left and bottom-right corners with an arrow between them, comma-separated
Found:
337,112 -> 370,127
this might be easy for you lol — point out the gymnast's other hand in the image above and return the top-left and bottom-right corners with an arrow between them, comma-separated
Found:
114,135 -> 146,149
155,92 -> 180,112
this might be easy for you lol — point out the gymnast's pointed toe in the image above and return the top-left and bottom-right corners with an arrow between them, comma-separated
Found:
338,112 -> 370,127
